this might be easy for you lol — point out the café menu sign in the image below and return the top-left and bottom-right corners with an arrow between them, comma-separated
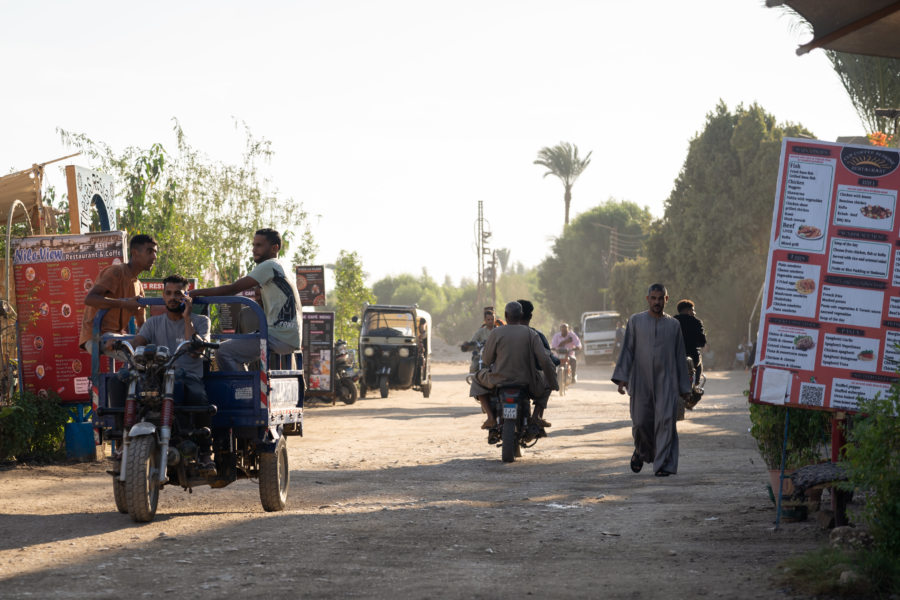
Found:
751,139 -> 900,413
13,231 -> 127,403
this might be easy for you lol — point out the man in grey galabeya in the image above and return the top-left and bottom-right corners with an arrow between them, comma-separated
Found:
612,283 -> 692,477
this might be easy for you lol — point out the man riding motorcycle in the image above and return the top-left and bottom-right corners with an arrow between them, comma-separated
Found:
462,307 -> 499,373
551,322 -> 582,383
468,302 -> 558,430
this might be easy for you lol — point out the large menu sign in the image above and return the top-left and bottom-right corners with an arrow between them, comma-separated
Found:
302,311 -> 334,394
295,266 -> 326,307
13,232 -> 127,402
751,139 -> 900,413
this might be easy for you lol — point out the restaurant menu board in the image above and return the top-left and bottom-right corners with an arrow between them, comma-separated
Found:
302,312 -> 334,393
751,138 -> 900,413
13,232 -> 127,402
296,265 -> 326,307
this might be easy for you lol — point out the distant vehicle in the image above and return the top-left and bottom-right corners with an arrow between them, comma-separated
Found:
580,311 -> 620,365
357,304 -> 432,399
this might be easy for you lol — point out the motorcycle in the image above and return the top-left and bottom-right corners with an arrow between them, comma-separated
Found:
334,339 -> 359,405
677,357 -> 706,420
552,346 -> 574,396
486,385 -> 545,463
94,297 -> 302,523
461,340 -> 485,384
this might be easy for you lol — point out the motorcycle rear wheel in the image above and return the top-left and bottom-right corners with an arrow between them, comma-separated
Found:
125,435 -> 160,523
259,436 -> 289,512
339,379 -> 358,405
501,418 -> 517,463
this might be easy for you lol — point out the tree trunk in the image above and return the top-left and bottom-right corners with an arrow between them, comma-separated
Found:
564,186 -> 572,226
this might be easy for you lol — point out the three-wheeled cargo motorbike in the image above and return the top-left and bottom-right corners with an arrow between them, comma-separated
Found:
92,296 -> 303,522
357,304 -> 432,399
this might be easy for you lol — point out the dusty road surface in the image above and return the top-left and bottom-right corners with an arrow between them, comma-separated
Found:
0,361 -> 825,599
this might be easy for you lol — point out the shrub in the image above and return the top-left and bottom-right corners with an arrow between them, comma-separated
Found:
842,388 -> 900,558
749,403 -> 830,470
0,391 -> 68,462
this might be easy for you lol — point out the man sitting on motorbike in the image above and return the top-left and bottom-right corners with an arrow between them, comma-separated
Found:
469,302 -> 559,430
517,299 -> 559,428
461,307 -> 499,373
551,322 -> 582,383
127,274 -> 216,474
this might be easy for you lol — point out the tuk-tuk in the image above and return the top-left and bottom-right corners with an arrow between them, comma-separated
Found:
358,304 -> 432,398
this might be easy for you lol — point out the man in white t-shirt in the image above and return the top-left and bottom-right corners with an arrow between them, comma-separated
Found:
189,228 -> 301,371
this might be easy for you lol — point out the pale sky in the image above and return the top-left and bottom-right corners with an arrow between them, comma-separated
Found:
1,1 -> 864,286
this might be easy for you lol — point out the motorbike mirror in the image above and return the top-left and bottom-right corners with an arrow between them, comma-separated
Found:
351,316 -> 358,323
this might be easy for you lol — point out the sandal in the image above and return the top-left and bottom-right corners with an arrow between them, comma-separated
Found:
630,451 -> 643,473
481,419 -> 497,430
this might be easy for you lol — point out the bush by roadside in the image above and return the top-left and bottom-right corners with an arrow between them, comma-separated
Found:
0,391 -> 68,462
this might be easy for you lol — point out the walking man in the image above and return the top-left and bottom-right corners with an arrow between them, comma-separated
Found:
612,283 -> 692,477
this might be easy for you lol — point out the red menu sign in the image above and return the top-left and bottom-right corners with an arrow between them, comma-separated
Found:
296,265 -> 326,307
13,232 -> 126,402
751,139 -> 900,413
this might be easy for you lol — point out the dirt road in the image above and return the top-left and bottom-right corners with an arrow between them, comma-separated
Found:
0,362 -> 822,599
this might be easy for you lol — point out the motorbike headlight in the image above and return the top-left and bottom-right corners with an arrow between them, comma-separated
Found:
363,346 -> 375,357
398,347 -> 410,358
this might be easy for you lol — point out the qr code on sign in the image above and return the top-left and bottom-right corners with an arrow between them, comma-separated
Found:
799,382 -> 825,407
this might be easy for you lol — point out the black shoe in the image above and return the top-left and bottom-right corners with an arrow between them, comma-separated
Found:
654,470 -> 674,477
630,452 -> 643,473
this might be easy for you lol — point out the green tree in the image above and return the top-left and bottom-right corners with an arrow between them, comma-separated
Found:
534,142 -> 592,227
332,250 -> 376,343
58,120 -> 317,284
644,101 -> 812,358
537,199 -> 652,325
826,52 -> 900,141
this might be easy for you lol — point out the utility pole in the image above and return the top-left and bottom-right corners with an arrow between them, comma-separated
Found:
475,201 -> 492,310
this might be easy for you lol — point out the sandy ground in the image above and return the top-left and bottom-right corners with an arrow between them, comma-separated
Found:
0,361 -> 827,599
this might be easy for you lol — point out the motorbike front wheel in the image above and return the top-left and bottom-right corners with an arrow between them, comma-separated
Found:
557,365 -> 568,396
339,378 -> 358,405
125,435 -> 161,522
501,418 -> 517,463
259,437 -> 289,512
379,374 -> 389,399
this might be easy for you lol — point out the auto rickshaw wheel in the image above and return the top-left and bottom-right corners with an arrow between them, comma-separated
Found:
359,381 -> 367,398
379,374 -> 389,398
259,437 -> 289,512
422,379 -> 432,398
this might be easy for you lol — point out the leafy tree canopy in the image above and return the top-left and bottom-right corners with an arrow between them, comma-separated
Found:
826,52 -> 900,142
537,199 -> 652,325
57,120 -> 317,285
637,101 -> 812,358
331,250 -> 376,343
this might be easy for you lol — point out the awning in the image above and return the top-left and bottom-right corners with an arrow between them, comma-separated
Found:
0,167 -> 42,228
768,0 -> 900,58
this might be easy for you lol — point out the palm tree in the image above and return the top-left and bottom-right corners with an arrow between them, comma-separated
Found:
533,142 -> 592,227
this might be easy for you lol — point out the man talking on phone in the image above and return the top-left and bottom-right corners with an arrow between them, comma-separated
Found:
128,274 -> 216,474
